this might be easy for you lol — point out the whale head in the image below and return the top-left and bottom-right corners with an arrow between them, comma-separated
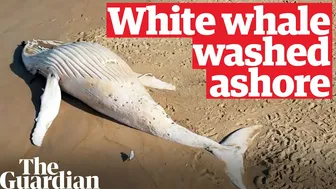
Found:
21,39 -> 64,74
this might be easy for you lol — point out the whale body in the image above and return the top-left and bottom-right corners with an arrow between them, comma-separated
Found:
21,39 -> 262,189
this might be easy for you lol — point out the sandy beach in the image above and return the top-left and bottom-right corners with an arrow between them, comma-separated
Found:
0,0 -> 335,189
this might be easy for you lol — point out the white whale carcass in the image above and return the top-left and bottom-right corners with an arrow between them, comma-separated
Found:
21,39 -> 262,189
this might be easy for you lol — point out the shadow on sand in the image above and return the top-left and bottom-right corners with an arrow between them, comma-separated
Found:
9,42 -> 126,146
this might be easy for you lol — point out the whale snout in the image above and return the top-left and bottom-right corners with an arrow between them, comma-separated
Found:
21,39 -> 65,75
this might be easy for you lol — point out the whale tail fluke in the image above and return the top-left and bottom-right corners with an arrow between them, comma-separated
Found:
212,125 -> 263,189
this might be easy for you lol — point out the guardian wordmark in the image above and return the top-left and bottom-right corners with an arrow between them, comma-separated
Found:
0,157 -> 99,189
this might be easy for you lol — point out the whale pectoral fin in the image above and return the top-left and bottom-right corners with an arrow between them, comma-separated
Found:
31,73 -> 62,146
136,73 -> 176,91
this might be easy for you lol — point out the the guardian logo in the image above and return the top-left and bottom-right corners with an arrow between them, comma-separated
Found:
0,157 -> 99,189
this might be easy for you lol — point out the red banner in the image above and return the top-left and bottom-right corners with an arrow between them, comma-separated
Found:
106,3 -> 332,99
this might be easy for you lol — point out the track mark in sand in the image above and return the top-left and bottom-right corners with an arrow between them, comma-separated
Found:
190,151 -> 204,170
190,150 -> 224,185
199,168 -> 219,182
198,127 -> 218,138
193,151 -> 204,162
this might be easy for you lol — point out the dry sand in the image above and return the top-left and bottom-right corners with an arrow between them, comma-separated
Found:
0,0 -> 335,189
